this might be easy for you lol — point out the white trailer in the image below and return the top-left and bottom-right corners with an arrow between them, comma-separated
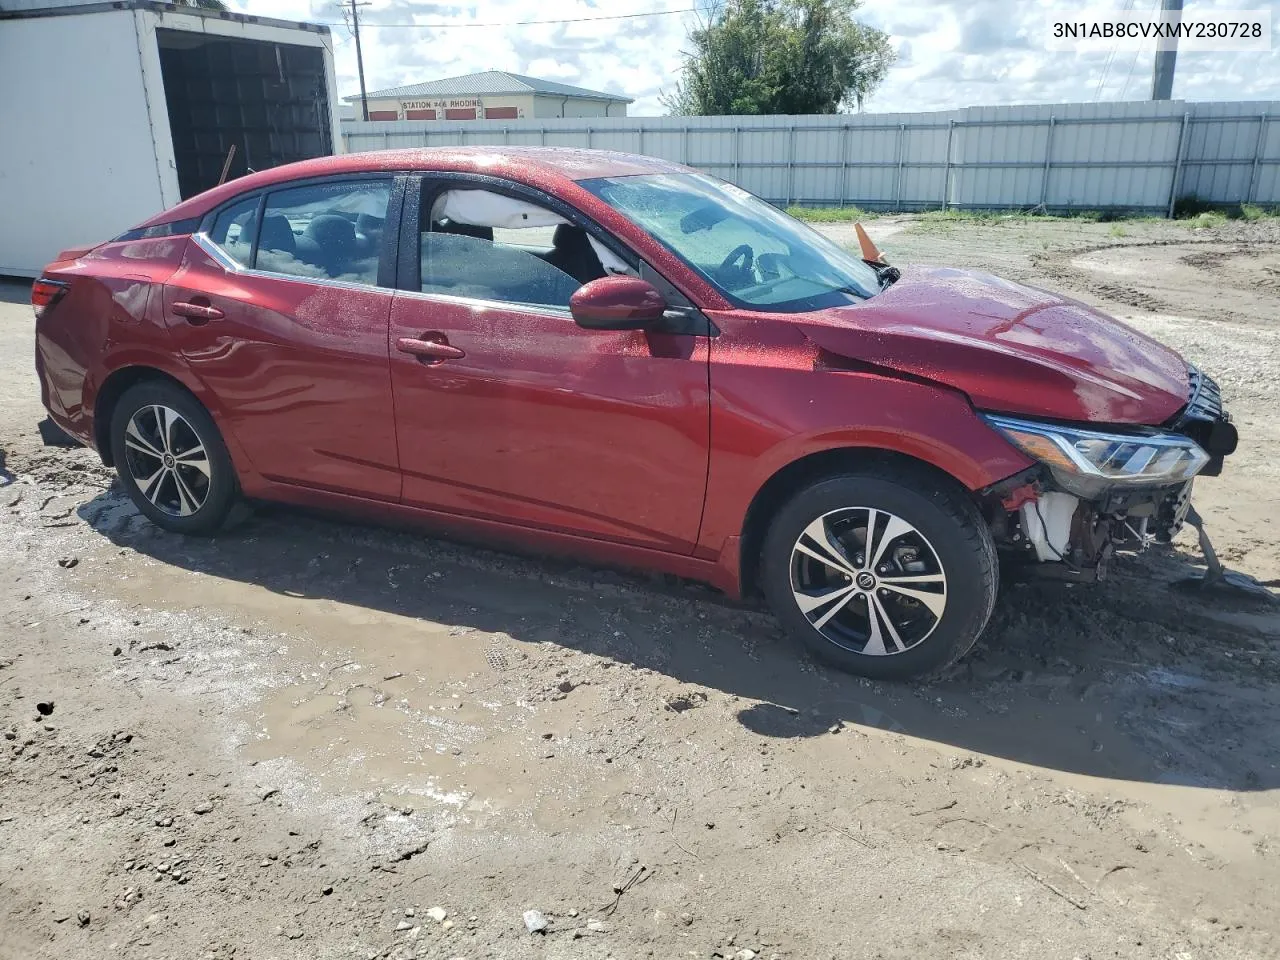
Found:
0,1 -> 343,277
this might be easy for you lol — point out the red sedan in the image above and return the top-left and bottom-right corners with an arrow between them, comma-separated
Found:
33,148 -> 1236,679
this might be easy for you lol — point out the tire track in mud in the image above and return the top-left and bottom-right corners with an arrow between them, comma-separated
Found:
1180,245 -> 1280,294
1030,238 -> 1280,322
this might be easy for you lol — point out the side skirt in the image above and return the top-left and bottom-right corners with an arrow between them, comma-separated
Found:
245,478 -> 743,598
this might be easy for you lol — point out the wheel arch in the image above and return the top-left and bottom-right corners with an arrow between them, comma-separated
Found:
737,446 -> 980,598
92,364 -> 236,472
95,367 -> 188,466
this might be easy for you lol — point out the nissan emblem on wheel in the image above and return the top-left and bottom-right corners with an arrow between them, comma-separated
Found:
31,147 -> 1248,681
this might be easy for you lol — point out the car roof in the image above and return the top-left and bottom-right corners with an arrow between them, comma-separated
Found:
136,147 -> 692,229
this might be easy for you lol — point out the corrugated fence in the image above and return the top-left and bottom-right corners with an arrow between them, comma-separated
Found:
342,100 -> 1280,215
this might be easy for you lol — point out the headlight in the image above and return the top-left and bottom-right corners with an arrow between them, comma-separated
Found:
982,414 -> 1209,498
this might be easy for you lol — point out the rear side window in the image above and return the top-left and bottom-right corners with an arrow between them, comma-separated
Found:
257,180 -> 391,285
209,197 -> 259,268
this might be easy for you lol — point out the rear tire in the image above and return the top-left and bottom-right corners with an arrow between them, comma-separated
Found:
760,467 -> 998,681
109,381 -> 238,535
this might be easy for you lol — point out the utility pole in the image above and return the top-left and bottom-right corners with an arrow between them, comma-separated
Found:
1150,0 -> 1183,100
348,0 -> 371,121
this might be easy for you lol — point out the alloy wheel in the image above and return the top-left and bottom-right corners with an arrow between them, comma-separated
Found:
121,404 -> 212,517
789,507 -> 948,656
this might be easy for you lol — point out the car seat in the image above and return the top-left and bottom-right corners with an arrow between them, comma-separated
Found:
303,214 -> 358,276
545,225 -> 605,285
258,214 -> 297,254
436,219 -> 494,243
355,213 -> 384,255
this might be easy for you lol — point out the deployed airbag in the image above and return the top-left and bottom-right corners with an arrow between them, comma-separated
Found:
586,235 -> 635,276
432,190 -> 569,229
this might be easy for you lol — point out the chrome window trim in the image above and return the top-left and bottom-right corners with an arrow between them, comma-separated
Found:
191,232 -> 389,295
194,232 -> 576,316
394,285 -> 574,320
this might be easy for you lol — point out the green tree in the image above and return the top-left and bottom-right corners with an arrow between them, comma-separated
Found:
663,0 -> 894,116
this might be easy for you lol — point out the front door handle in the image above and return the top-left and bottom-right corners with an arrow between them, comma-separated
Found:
172,300 -> 224,323
396,335 -> 465,363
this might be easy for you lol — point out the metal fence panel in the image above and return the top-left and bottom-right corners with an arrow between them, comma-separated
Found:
1257,117 -> 1280,201
341,99 -> 1280,214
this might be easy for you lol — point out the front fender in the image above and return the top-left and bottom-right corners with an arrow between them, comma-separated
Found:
698,364 -> 1034,558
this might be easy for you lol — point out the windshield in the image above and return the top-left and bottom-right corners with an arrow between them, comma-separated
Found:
580,173 -> 882,312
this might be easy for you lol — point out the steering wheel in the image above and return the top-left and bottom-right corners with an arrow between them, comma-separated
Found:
718,244 -> 754,285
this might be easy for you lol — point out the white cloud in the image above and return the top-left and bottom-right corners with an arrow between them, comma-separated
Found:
231,0 -> 696,114
525,58 -> 582,80
233,0 -> 1280,116
858,0 -> 1280,111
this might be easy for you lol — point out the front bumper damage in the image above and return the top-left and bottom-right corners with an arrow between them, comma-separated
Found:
984,366 -> 1245,586
987,474 -> 1196,582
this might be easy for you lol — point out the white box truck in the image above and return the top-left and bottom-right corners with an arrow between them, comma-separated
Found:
0,1 -> 343,276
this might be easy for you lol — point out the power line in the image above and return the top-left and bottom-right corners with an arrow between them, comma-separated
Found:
1120,0 -> 1161,100
314,7 -> 697,29
1094,0 -> 1136,100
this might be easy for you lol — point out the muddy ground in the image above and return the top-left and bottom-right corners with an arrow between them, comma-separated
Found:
2,216 -> 1279,960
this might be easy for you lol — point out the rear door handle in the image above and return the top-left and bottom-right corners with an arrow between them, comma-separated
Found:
396,335 -> 465,362
172,300 -> 224,323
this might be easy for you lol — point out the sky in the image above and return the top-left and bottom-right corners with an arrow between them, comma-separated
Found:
228,1 -> 1280,116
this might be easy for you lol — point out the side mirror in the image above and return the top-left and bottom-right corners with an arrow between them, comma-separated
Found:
570,276 -> 666,330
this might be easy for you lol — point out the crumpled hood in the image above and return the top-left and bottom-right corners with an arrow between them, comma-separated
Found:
797,265 -> 1190,424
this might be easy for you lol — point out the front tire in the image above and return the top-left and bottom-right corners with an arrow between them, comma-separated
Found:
760,467 -> 998,681
109,381 -> 238,535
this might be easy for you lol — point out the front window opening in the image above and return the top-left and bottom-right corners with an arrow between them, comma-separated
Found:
419,188 -> 624,309
580,173 -> 881,312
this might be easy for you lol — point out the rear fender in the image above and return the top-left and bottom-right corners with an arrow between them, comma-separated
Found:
90,350 -> 257,485
36,237 -> 193,440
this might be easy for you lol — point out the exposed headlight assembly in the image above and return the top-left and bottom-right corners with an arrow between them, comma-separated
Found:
982,414 -> 1209,499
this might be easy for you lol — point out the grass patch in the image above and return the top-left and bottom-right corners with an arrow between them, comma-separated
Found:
1183,211 -> 1228,229
788,198 -> 1277,227
786,205 -> 879,222
916,208 -> 1105,224
918,209 -> 995,222
1239,202 -> 1279,221
1173,195 -> 1279,224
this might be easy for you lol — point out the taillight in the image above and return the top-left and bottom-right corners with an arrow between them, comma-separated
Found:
31,278 -> 68,318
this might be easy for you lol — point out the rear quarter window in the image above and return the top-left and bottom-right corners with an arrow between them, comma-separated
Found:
209,197 -> 259,267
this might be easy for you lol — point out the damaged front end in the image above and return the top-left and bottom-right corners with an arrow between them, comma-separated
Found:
980,366 -> 1238,583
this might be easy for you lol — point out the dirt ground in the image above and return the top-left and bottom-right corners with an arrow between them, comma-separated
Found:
2,216 -> 1279,960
